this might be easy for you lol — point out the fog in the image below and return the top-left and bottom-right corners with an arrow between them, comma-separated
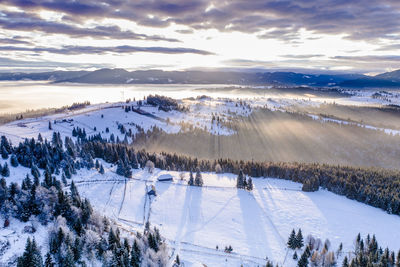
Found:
0,81 -> 353,114
136,109 -> 400,169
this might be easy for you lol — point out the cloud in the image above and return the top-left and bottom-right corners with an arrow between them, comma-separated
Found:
224,55 -> 400,74
331,55 -> 400,62
0,11 -> 180,42
0,56 -> 110,69
375,44 -> 400,51
0,36 -> 32,45
3,0 -> 400,43
0,45 -> 214,55
280,54 -> 324,59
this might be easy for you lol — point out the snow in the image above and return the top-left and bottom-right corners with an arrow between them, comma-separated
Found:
1,95 -> 400,265
307,114 -> 400,136
0,98 -> 252,145
0,217 -> 51,266
64,164 -> 400,267
0,136 -> 400,266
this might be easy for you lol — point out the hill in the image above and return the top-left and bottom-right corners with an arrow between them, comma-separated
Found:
0,68 -> 366,87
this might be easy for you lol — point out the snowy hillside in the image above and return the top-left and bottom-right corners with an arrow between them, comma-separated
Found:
1,96 -> 400,266
70,164 -> 400,266
1,155 -> 400,266
0,97 -> 254,146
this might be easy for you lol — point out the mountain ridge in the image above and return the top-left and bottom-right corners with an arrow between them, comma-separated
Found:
1,68 -> 400,87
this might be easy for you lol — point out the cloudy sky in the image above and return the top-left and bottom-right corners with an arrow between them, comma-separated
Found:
1,0 -> 400,74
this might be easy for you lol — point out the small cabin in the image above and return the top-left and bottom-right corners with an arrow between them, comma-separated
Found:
157,174 -> 173,182
147,185 -> 157,196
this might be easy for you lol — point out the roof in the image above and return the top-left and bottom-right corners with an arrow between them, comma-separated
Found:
158,174 -> 173,181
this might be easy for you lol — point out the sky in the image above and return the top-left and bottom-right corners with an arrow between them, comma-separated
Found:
1,0 -> 400,75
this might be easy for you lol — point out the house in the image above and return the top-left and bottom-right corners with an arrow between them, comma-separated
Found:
157,174 -> 173,182
147,185 -> 157,196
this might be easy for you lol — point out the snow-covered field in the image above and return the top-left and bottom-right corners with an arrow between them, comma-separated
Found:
67,163 -> 400,266
2,93 -> 400,147
1,95 -> 400,266
0,98 -> 247,145
3,156 -> 399,266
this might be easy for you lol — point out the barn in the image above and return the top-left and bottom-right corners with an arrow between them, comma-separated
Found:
157,174 -> 173,182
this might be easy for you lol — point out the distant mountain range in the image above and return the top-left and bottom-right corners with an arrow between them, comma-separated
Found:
1,68 -> 400,88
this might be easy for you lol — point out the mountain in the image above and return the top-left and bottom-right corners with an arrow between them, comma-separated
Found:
375,69 -> 400,81
0,68 -> 367,87
339,77 -> 400,88
57,68 -> 367,86
0,70 -> 89,81
339,69 -> 400,88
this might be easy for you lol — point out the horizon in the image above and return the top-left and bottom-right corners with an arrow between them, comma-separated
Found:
1,1 -> 400,75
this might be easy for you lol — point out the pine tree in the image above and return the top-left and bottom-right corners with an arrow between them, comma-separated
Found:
188,171 -> 194,186
10,154 -> 19,167
70,181 -> 81,206
287,229 -> 296,249
175,255 -> 181,266
246,177 -> 253,191
99,164 -> 105,174
297,249 -> 309,267
48,121 -> 52,130
31,165 -> 40,180
195,169 -> 203,186
44,252 -> 54,267
43,168 -> 52,189
38,133 -> 43,142
1,162 -> 10,177
33,174 -> 40,187
130,240 -> 141,267
62,173 -> 67,185
293,251 -> 298,260
295,229 -> 304,249
17,237 -> 43,267
116,160 -> 125,176
1,146 -> 9,159
342,256 -> 349,267
236,170 -> 245,189
72,238 -> 81,261
62,247 -> 75,267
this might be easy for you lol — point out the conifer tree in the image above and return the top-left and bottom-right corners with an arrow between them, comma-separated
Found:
62,247 -> 75,267
188,171 -> 194,186
44,252 -> 54,267
246,177 -> 253,191
297,248 -> 309,267
236,170 -> 245,189
10,154 -> 19,167
38,133 -> 43,142
1,146 -> 8,159
99,164 -> 105,174
287,229 -> 296,249
342,256 -> 349,267
62,173 -> 67,185
1,162 -> 10,177
296,229 -> 304,249
17,237 -> 43,267
175,255 -> 181,266
195,169 -> 203,186
31,165 -> 40,180
130,240 -> 141,267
